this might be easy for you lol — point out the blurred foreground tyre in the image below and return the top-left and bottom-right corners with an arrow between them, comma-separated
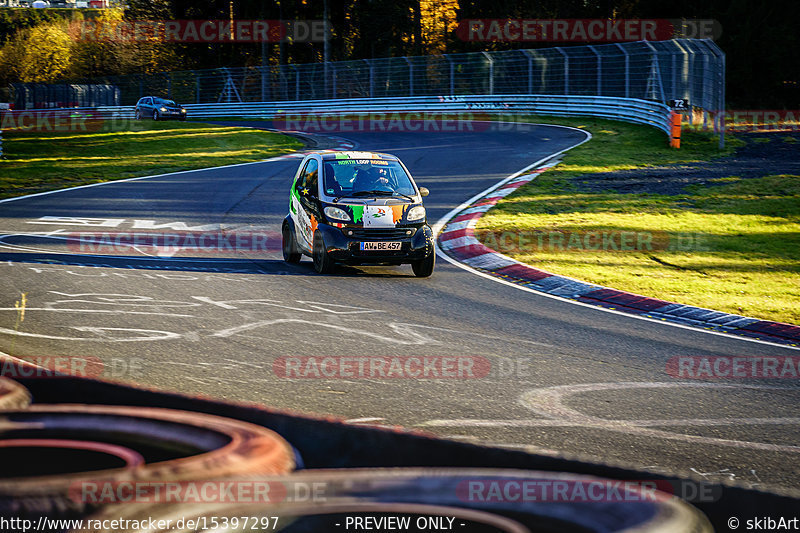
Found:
0,377 -> 31,410
0,405 -> 295,518
70,468 -> 712,533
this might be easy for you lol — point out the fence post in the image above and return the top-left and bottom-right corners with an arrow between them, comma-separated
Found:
588,45 -> 601,95
404,57 -> 413,97
554,47 -> 569,95
331,64 -> 337,99
445,55 -> 455,96
196,75 -> 201,104
524,50 -> 533,94
481,51 -> 494,95
642,40 -> 666,102
365,59 -> 374,98
260,66 -> 267,102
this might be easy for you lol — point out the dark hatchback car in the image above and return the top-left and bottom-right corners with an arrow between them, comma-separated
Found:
282,151 -> 435,277
134,97 -> 187,121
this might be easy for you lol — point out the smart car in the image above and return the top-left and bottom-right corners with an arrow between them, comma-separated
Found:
282,151 -> 435,277
134,96 -> 187,121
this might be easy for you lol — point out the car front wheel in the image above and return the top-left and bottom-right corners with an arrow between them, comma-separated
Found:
313,232 -> 335,274
152,110 -> 159,121
411,251 -> 435,277
282,223 -> 301,264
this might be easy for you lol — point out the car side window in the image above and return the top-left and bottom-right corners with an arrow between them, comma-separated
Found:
298,159 -> 319,198
145,98 -> 152,105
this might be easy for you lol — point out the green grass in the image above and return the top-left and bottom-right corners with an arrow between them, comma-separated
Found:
477,117 -> 800,325
0,120 -> 302,199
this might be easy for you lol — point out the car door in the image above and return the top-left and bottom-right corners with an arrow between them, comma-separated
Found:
292,157 -> 321,252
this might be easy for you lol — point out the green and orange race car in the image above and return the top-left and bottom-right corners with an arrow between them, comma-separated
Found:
282,151 -> 435,277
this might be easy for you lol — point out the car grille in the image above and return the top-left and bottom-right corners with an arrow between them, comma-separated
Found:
346,228 -> 412,240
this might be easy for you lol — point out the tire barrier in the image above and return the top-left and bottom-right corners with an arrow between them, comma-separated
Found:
0,404 -> 295,518
0,439 -> 144,477
7,374 -> 799,532
70,468 -> 712,533
0,377 -> 31,410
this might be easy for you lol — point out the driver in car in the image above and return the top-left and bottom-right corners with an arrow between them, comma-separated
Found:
353,167 -> 391,191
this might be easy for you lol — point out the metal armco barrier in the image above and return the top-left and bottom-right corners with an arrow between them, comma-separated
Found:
29,94 -> 674,136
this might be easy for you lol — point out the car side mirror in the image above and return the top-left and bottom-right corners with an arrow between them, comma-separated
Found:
418,187 -> 429,197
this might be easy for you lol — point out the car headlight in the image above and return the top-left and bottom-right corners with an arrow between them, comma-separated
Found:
180,108 -> 186,113
324,206 -> 351,222
160,107 -> 167,112
406,205 -> 426,221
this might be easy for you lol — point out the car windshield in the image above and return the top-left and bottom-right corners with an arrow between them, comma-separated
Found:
155,98 -> 177,106
323,159 -> 416,198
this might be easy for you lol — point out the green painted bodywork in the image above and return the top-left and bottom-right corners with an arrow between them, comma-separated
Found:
350,205 -> 364,224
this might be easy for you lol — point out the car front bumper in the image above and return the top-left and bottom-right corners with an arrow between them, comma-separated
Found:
317,223 -> 434,265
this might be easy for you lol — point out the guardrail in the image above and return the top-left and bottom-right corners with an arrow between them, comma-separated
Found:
18,94 -> 673,135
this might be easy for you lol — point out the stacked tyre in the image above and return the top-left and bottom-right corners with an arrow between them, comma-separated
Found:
0,378 -> 712,532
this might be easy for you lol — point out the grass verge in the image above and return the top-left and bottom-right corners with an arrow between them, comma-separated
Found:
0,120 -> 303,199
476,117 -> 800,325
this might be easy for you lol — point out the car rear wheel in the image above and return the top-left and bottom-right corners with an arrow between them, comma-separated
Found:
152,110 -> 159,121
134,109 -> 141,120
411,251 -> 435,277
282,223 -> 301,264
313,232 -> 335,274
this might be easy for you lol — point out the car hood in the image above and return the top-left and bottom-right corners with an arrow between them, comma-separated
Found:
323,200 -> 422,226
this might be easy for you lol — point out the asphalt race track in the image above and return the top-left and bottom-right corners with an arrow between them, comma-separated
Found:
1,123 -> 799,496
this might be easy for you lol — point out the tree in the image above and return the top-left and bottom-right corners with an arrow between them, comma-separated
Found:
0,23 -> 73,84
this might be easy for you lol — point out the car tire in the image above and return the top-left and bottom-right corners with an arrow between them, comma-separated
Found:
282,223 -> 301,264
70,468 -> 713,533
411,251 -> 435,277
313,232 -> 335,274
152,110 -> 159,121
0,405 -> 295,518
134,109 -> 140,120
0,377 -> 31,410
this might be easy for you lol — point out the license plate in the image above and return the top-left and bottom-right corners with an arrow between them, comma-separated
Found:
360,241 -> 402,251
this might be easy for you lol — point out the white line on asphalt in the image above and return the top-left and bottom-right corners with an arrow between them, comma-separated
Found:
422,382 -> 800,454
